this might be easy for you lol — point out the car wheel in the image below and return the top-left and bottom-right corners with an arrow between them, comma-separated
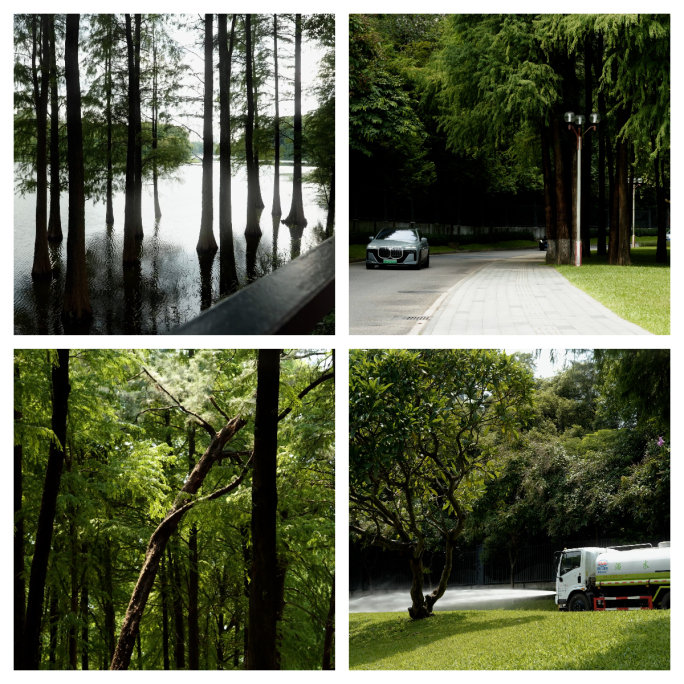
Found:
661,591 -> 670,609
425,253 -> 430,268
569,593 -> 590,611
365,264 -> 374,270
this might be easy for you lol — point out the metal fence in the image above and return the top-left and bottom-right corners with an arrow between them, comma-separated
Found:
349,537 -> 666,592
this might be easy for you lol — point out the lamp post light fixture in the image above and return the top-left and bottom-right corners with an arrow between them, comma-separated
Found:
565,111 -> 601,266
631,177 -> 644,248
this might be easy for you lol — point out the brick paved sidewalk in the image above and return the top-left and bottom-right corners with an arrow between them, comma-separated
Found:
410,252 -> 652,335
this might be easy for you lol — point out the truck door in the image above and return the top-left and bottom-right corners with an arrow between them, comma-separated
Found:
557,550 -> 582,606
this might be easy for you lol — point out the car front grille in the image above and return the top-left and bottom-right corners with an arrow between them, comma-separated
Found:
378,246 -> 403,259
368,248 -> 416,264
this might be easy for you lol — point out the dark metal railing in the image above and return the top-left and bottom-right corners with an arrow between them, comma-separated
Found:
168,236 -> 334,335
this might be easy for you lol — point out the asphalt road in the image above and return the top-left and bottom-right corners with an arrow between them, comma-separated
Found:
349,250 -> 524,334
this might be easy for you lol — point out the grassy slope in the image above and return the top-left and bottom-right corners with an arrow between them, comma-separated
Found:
349,600 -> 670,670
554,247 -> 670,335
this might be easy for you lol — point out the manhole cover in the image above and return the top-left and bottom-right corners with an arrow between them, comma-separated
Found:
400,316 -> 431,320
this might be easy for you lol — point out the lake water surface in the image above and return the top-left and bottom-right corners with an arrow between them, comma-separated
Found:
15,163 -> 330,334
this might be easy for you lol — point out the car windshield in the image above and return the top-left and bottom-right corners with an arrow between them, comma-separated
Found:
375,229 -> 418,241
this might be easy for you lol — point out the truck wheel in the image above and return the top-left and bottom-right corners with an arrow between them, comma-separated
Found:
569,593 -> 590,611
661,591 -> 670,609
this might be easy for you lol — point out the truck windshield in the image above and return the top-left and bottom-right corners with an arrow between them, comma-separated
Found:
560,551 -> 581,574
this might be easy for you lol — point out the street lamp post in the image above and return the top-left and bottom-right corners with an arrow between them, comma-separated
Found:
631,177 -> 644,248
565,111 -> 600,266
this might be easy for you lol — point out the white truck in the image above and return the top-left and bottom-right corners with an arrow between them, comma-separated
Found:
554,542 -> 670,611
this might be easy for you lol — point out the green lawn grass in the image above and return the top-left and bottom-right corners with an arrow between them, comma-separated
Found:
554,247 -> 670,334
349,601 -> 670,670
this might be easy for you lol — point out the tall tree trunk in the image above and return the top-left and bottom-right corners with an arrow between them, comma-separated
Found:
152,26 -> 162,221
48,591 -> 59,668
272,14 -> 282,218
616,104 -> 631,265
160,554 -> 170,670
245,350 -> 281,670
252,19 -> 265,211
110,416 -> 248,670
22,350 -> 71,669
655,148 -> 668,263
218,15 -> 237,249
48,15 -> 62,241
282,15 -> 307,228
594,32 -> 606,256
552,116 -> 571,264
187,424 -> 200,670
169,545 -> 185,670
198,14 -> 218,252
540,124 -> 556,263
102,536 -> 116,663
581,34 -> 593,259
123,15 -> 138,263
14,372 -> 26,669
133,15 -> 143,238
80,548 -> 89,670
32,15 -> 51,277
244,15 -> 261,236
105,22 -> 114,225
69,518 -> 78,669
63,14 -> 91,319
608,138 -> 620,264
321,573 -> 335,670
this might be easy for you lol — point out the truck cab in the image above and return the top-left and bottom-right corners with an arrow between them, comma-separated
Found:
554,547 -> 604,611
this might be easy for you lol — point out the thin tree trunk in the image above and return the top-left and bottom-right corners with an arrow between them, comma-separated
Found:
272,14 -> 282,218
616,104 -> 631,265
188,424 -> 199,670
14,376 -> 26,669
608,138 -> 620,264
48,592 -> 59,668
594,33 -> 606,256
655,149 -> 668,263
424,530 -> 459,613
282,15 -> 307,228
541,124 -> 556,263
581,34 -> 593,259
198,14 -> 218,252
245,350 -> 281,670
123,15 -> 138,263
321,573 -> 335,670
552,116 -> 571,264
133,15 -> 143,238
105,22 -> 114,226
22,349 -> 71,669
244,15 -> 261,236
102,537 -> 116,664
152,26 -> 161,221
218,15 -> 237,249
160,554 -> 170,670
110,416 -> 248,670
48,15 -> 62,241
252,19 -> 265,211
80,550 -> 89,670
32,15 -> 51,277
62,14 -> 91,319
69,518 -> 78,669
169,545 -> 185,670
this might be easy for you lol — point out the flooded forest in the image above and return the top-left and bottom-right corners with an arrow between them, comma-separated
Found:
14,14 -> 335,334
